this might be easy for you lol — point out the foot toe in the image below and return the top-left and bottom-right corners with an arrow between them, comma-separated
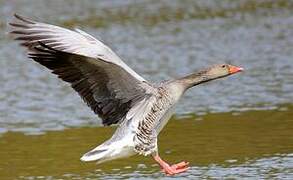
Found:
163,162 -> 190,175
170,161 -> 189,169
176,161 -> 189,168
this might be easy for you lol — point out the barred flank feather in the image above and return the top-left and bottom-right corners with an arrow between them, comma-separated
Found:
134,87 -> 172,155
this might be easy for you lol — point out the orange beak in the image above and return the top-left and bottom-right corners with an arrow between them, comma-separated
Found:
228,65 -> 243,74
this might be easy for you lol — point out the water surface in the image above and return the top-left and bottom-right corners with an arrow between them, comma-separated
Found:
1,0 -> 293,133
0,0 -> 293,179
1,105 -> 293,179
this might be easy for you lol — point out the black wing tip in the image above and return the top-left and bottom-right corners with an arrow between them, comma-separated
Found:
8,22 -> 16,27
14,13 -> 21,19
9,13 -> 34,35
12,13 -> 35,24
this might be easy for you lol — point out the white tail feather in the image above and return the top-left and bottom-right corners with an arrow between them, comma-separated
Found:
80,146 -> 111,163
80,140 -> 136,164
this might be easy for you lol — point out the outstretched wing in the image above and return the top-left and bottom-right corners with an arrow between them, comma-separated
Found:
9,14 -> 145,81
10,14 -> 155,126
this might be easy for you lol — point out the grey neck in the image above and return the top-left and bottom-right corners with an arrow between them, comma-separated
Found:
176,70 -> 213,90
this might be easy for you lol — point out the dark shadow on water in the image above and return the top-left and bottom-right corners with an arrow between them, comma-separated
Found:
0,104 -> 292,179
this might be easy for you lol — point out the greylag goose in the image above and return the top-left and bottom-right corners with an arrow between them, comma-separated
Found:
10,14 -> 243,175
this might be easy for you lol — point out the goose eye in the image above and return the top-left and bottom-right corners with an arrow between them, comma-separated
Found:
222,65 -> 226,68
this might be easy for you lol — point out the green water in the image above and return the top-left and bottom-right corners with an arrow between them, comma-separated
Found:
1,105 -> 292,179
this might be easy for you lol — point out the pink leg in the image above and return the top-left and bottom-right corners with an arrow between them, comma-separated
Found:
152,154 -> 189,175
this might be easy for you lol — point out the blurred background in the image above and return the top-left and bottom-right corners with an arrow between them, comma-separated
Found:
0,0 -> 292,179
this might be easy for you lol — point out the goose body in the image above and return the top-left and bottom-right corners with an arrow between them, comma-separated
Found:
81,81 -> 184,163
10,14 -> 243,175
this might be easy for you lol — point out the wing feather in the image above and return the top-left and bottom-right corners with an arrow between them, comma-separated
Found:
10,14 -> 145,81
10,14 -> 156,126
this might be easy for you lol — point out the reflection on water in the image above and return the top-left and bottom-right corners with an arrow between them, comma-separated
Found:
1,105 -> 293,179
0,0 -> 293,133
0,0 -> 293,179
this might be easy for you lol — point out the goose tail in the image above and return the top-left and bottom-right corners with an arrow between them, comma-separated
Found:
80,145 -> 111,164
80,141 -> 136,164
